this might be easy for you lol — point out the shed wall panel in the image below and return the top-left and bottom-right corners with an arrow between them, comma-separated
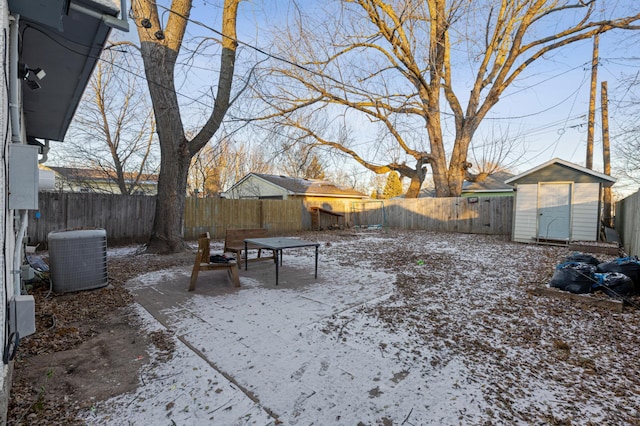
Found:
571,182 -> 599,241
512,184 -> 538,242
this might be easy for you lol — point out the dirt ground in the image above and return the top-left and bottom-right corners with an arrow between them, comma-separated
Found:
6,249 -> 193,426
6,231 -> 637,425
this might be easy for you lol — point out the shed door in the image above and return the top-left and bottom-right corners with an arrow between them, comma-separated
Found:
537,183 -> 571,240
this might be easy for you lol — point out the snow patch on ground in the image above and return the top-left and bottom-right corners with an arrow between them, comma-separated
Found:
84,231 -> 640,425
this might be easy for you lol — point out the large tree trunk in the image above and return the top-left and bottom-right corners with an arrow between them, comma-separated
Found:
446,131 -> 474,196
147,136 -> 191,253
425,109 -> 452,198
139,35 -> 190,253
147,158 -> 191,253
402,159 -> 427,198
133,0 -> 239,254
405,176 -> 423,198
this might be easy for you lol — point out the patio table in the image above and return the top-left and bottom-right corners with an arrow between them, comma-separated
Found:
244,237 -> 319,286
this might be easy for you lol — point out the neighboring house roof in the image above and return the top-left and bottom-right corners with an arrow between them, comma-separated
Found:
228,173 -> 367,198
10,0 -> 128,142
48,167 -> 158,185
394,172 -> 514,198
505,158 -> 616,187
393,187 -> 436,198
462,170 -> 515,193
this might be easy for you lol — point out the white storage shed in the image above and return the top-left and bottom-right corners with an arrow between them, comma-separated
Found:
505,158 -> 616,244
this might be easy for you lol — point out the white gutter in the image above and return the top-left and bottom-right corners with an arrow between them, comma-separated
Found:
9,15 -> 28,295
69,0 -> 130,32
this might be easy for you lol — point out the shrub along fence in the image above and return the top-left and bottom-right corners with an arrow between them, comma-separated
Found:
27,192 -> 514,246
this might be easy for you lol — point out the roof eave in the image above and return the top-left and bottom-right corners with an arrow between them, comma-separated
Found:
14,0 -> 127,142
292,193 -> 367,198
462,189 -> 514,193
506,158 -> 617,185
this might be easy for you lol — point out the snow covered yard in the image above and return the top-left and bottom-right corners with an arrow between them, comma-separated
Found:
84,230 -> 640,425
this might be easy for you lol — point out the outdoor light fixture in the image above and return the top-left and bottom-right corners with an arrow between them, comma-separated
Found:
19,63 -> 47,81
29,67 -> 46,80
24,79 -> 41,91
18,63 -> 46,91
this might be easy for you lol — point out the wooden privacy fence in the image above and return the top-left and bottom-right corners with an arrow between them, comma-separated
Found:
189,197 -> 513,239
376,197 -> 513,234
27,193 -> 514,246
615,190 -> 640,258
27,192 -> 156,246
189,197 -> 513,236
183,198 -> 303,239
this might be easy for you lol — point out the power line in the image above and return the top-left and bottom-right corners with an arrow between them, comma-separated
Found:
22,24 -> 218,110
153,2 -> 600,123
27,2 -> 631,156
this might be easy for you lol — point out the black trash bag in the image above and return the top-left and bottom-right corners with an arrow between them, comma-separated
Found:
549,262 -> 596,294
209,254 -> 230,263
565,252 -> 600,266
597,256 -> 640,293
593,272 -> 635,297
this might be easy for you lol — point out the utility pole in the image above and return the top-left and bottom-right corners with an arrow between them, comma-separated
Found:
601,80 -> 612,228
586,33 -> 599,169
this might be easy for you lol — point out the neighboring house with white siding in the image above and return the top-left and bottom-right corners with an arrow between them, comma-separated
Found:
47,166 -> 158,195
222,173 -> 367,202
506,158 -> 616,244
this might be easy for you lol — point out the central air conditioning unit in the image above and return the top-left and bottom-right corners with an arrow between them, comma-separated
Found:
48,229 -> 108,293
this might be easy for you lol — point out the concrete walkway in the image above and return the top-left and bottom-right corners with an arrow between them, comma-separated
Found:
119,254 -> 460,425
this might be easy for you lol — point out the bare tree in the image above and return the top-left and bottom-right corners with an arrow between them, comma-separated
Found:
188,136 -> 276,196
188,143 -> 226,197
261,0 -> 640,197
466,126 -> 525,182
367,173 -> 387,198
326,166 -> 372,195
278,144 -> 327,179
614,71 -> 640,186
131,0 -> 241,253
61,49 -> 158,195
233,144 -> 274,179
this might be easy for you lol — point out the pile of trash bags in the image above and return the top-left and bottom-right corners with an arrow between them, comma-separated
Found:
549,253 -> 640,297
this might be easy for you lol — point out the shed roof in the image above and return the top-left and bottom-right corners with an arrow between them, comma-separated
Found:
505,158 -> 616,187
230,173 -> 367,198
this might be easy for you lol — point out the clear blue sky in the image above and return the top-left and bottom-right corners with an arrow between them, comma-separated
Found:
111,1 -> 640,194
242,1 -> 640,173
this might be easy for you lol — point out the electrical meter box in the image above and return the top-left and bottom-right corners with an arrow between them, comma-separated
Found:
9,295 -> 36,338
9,144 -> 39,210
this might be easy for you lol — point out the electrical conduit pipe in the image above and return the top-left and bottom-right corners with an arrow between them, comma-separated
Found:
9,14 -> 27,295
